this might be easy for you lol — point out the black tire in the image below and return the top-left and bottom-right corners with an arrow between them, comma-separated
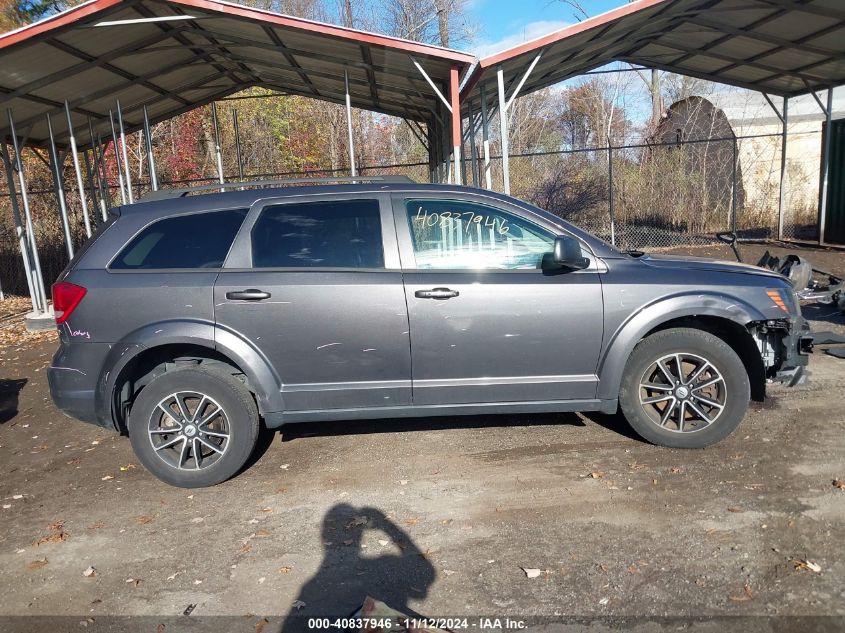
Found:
127,366 -> 259,487
618,328 -> 750,448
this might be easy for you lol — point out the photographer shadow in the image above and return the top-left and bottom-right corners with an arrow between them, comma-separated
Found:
282,503 -> 436,632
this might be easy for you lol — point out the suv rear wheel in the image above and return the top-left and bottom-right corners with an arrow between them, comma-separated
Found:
127,367 -> 260,487
619,328 -> 750,448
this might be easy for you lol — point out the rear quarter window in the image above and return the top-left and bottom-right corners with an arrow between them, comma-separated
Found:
110,209 -> 247,270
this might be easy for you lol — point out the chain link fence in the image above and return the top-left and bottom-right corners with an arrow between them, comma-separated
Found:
0,128 -> 826,298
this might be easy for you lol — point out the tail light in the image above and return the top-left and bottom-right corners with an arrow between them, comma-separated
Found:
52,281 -> 87,324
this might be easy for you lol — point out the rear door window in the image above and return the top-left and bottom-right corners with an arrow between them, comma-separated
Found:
250,199 -> 384,268
111,209 -> 247,269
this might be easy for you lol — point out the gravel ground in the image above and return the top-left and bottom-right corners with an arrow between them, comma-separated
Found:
0,243 -> 843,633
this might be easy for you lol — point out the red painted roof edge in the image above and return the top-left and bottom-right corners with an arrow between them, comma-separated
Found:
0,0 -> 124,49
0,0 -> 476,65
479,0 -> 667,68
458,0 -> 667,97
170,0 -> 475,63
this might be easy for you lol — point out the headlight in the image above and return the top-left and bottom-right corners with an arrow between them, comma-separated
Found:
766,288 -> 795,314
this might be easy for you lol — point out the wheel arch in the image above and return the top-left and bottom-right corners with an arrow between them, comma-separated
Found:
95,320 -> 283,432
597,293 -> 767,403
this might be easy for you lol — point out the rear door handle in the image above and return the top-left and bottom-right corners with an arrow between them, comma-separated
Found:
226,289 -> 271,301
415,287 -> 459,300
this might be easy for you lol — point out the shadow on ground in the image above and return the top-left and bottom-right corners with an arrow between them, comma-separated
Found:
280,503 -> 434,632
0,378 -> 27,424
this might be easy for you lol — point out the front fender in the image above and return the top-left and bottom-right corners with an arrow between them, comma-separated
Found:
95,319 -> 283,426
596,292 -> 766,401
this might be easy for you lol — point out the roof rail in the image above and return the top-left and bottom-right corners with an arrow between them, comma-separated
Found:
139,175 -> 416,202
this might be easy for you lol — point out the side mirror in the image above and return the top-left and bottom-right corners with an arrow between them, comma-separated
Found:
553,235 -> 590,270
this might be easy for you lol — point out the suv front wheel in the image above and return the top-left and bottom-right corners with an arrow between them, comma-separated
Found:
619,328 -> 750,448
127,367 -> 260,487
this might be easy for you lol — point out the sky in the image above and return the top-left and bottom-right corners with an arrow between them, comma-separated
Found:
468,0 -> 627,57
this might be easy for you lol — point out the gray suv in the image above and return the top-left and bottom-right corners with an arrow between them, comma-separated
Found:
48,181 -> 812,487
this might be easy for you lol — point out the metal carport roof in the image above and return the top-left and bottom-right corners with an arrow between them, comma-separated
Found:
0,0 -> 475,148
462,0 -> 845,111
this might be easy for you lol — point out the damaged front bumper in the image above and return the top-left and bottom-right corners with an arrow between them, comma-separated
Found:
751,316 -> 812,387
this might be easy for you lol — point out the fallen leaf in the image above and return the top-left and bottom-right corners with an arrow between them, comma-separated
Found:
83,565 -> 96,577
522,567 -> 541,578
88,522 -> 105,529
278,566 -> 292,574
119,464 -> 136,472
727,507 -> 742,513
254,529 -> 270,537
156,624 -> 166,633
259,507 -> 273,513
255,618 -> 269,633
190,517 -> 204,523
404,517 -> 419,526
589,471 -> 605,479
166,571 -> 182,581
240,543 -> 252,554
792,558 -> 821,573
280,464 -> 290,470
292,600 -> 306,610
101,476 -> 113,481
258,577 -> 265,584
729,583 -> 754,602
193,579 -> 203,585
136,516 -> 154,525
599,597 -> 609,605
670,467 -> 682,474
27,557 -> 48,570
833,479 -> 845,490
47,520 -> 65,531
34,532 -> 68,546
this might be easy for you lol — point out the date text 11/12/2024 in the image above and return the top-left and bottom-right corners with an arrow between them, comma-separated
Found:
306,617 -> 528,630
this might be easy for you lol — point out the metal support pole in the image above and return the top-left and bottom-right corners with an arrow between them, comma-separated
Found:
1,142 -> 36,311
211,102 -> 225,185
47,115 -> 74,259
608,145 -> 616,247
449,65 -> 462,185
8,112 -> 47,313
233,108 -> 244,181
116,101 -> 134,203
497,67 -> 510,195
82,150 -> 99,223
65,101 -> 92,237
90,119 -> 109,220
344,70 -> 357,178
731,135 -> 738,233
777,97 -> 789,240
480,84 -> 492,190
469,106 -> 479,188
819,88 -> 833,244
143,105 -> 158,191
109,111 -> 127,205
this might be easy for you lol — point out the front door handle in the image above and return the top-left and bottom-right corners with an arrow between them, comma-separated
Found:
226,289 -> 271,301
415,287 -> 460,300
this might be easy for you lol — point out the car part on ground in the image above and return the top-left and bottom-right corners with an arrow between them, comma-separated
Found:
717,231 -> 844,311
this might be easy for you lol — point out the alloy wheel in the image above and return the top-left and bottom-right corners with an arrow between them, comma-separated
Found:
147,391 -> 230,470
638,352 -> 727,433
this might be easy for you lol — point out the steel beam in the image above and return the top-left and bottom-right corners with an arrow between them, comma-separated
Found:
47,115 -> 74,259
8,112 -> 47,313
109,111 -> 127,205
480,84 -> 492,190
64,101 -> 92,237
1,142 -> 36,311
233,109 -> 244,181
819,88 -> 834,244
143,105 -> 158,191
116,101 -> 134,203
345,70 -> 357,178
777,97 -> 788,240
449,65 -> 461,185
211,102 -> 225,185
